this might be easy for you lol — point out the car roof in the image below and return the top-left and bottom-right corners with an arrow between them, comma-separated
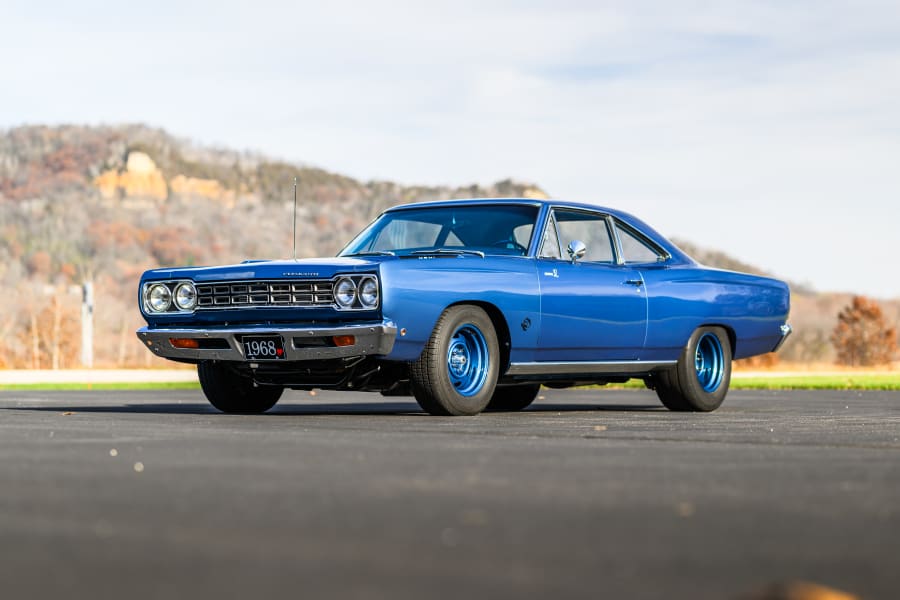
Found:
386,197 -> 624,217
385,197 -> 644,229
383,197 -> 694,264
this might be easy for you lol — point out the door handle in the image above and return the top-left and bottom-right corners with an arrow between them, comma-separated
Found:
624,279 -> 643,286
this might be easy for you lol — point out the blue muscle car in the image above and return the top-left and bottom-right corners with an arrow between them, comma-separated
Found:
137,198 -> 791,415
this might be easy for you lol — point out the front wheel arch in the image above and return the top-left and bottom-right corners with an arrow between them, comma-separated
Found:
430,300 -> 512,375
445,301 -> 512,374
409,304 -> 501,416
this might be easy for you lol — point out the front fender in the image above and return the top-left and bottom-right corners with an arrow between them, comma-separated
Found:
379,257 -> 541,363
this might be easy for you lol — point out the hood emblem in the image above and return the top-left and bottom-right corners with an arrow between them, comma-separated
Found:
282,272 -> 320,277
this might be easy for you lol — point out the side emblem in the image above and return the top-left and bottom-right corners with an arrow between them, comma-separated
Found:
521,317 -> 532,331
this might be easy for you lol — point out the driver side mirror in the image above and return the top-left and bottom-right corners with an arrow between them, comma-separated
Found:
567,240 -> 587,264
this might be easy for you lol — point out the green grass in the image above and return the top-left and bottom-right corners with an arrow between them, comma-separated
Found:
603,373 -> 900,391
0,381 -> 201,391
729,374 -> 900,391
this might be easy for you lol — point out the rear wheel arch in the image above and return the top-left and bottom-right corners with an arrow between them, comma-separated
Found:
700,323 -> 736,356
656,325 -> 733,412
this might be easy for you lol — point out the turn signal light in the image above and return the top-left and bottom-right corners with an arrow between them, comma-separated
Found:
169,338 -> 200,349
332,335 -> 356,347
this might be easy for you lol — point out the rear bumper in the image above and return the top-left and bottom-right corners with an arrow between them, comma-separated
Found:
137,321 -> 397,363
771,323 -> 793,353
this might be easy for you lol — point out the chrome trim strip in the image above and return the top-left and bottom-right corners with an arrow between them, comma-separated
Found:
771,323 -> 793,353
137,322 -> 397,362
506,360 -> 676,376
607,214 -> 625,265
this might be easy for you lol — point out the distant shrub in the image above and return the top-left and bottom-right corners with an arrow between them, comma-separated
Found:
831,296 -> 898,366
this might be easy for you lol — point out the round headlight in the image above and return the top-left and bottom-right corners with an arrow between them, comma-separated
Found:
334,277 -> 357,308
174,282 -> 197,311
147,284 -> 172,313
359,277 -> 378,308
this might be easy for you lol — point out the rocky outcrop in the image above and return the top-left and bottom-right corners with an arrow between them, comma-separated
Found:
94,151 -> 168,201
170,174 -> 236,206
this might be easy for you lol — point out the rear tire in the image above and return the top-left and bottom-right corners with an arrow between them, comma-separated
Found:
655,326 -> 731,412
410,305 -> 499,416
487,384 -> 541,412
198,361 -> 283,414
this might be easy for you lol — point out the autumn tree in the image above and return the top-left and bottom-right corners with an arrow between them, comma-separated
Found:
736,352 -> 780,369
831,296 -> 898,366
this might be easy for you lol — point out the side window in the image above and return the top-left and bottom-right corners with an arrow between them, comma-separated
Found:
554,210 -> 614,263
616,224 -> 663,263
538,214 -> 561,259
512,224 -> 533,248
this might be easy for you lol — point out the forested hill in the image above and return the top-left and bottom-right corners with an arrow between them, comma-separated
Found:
0,124 -> 547,368
0,124 -> 895,368
0,124 -> 549,260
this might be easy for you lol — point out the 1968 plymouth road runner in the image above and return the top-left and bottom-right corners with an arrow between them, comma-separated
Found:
137,198 -> 791,415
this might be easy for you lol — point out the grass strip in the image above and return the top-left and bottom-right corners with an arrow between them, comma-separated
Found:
0,381 -> 201,391
604,374 -> 900,391
729,374 -> 900,391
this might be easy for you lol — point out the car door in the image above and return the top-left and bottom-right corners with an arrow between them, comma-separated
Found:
609,217 -> 677,361
535,208 -> 648,362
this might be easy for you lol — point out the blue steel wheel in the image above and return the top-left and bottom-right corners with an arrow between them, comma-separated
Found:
410,305 -> 500,416
694,332 -> 725,392
447,324 -> 490,397
655,326 -> 731,412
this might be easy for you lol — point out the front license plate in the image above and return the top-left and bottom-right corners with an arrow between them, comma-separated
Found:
242,335 -> 286,360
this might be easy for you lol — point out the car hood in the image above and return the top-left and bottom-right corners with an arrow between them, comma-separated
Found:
142,257 -> 383,282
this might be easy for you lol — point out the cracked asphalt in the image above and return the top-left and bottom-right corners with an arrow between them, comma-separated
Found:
0,388 -> 897,599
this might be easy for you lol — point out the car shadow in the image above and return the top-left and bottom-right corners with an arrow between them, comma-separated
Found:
0,400 -> 664,416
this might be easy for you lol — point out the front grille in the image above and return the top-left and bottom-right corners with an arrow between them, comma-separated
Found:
195,280 -> 335,309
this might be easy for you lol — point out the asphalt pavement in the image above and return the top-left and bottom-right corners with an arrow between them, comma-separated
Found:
0,388 -> 897,600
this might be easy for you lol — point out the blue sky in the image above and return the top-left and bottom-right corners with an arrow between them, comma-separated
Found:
3,1 -> 899,297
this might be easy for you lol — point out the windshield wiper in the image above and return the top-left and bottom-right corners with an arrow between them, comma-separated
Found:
410,249 -> 485,258
344,250 -> 396,257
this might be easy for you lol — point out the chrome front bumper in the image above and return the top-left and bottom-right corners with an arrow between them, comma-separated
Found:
137,322 -> 397,362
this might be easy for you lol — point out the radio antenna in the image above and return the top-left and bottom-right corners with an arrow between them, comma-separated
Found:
292,176 -> 298,261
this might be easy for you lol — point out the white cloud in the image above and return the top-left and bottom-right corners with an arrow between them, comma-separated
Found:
2,1 -> 899,296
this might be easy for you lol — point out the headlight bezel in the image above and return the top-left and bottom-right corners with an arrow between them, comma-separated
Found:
173,282 -> 198,311
358,276 -> 379,309
334,277 -> 358,308
332,274 -> 380,311
147,283 -> 172,313
142,280 -> 197,314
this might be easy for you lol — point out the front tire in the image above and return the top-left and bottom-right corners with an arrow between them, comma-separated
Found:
655,327 -> 731,412
198,361 -> 283,414
487,384 -> 541,412
410,305 -> 500,416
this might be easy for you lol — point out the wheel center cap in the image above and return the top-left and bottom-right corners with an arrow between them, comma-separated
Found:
449,345 -> 468,374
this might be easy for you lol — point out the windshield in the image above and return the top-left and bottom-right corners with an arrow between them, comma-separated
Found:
339,204 -> 539,257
